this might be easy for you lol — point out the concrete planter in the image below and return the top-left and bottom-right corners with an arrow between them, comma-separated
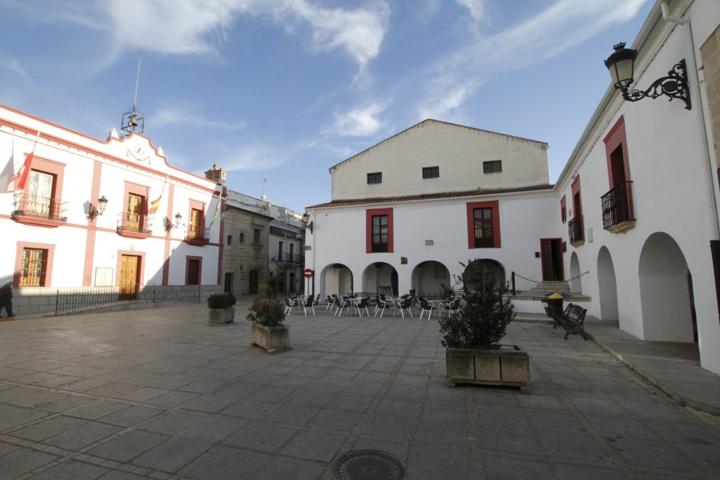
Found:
251,322 -> 291,353
446,345 -> 530,392
208,307 -> 235,326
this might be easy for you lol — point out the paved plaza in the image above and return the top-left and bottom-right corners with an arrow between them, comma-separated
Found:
0,301 -> 719,479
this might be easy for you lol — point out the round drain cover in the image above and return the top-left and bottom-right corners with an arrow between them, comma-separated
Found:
333,450 -> 405,480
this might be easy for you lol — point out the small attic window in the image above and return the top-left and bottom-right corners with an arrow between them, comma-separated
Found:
483,160 -> 502,174
367,172 -> 382,184
422,166 -> 439,179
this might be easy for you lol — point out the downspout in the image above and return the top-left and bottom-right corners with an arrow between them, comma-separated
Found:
662,0 -> 720,238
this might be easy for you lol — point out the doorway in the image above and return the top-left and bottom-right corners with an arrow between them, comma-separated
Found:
119,254 -> 140,299
249,270 -> 259,294
540,239 -> 563,281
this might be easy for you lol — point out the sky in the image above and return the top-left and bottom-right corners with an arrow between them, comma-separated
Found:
0,0 -> 652,212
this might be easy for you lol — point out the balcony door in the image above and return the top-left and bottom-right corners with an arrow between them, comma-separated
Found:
127,193 -> 145,232
119,254 -> 140,299
540,239 -> 564,282
27,170 -> 55,216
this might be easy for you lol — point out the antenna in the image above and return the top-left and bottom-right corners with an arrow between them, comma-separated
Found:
120,53 -> 145,137
261,178 -> 267,201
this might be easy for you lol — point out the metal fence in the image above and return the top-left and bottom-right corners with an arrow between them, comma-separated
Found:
54,285 -> 204,315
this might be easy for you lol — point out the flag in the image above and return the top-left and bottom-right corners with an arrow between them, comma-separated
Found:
0,139 -> 15,192
14,151 -> 34,191
208,194 -> 222,226
148,175 -> 168,214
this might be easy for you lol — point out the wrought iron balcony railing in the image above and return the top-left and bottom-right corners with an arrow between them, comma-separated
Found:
117,212 -> 151,235
273,253 -> 305,264
12,193 -> 67,222
601,181 -> 635,231
568,215 -> 584,245
185,226 -> 210,245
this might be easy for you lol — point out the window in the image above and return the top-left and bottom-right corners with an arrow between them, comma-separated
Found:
278,241 -> 284,260
367,172 -> 382,184
422,166 -> 439,179
224,273 -> 234,294
466,201 -> 500,248
560,196 -> 567,223
239,232 -> 245,243
483,160 -> 502,174
253,228 -> 260,247
20,247 -> 49,286
186,257 -> 202,285
372,215 -> 389,252
120,182 -> 149,234
188,207 -> 205,240
26,170 -> 55,216
14,157 -> 65,223
227,235 -> 232,246
289,243 -> 294,260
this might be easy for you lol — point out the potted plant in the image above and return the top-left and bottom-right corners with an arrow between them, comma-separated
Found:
247,298 -> 291,353
439,262 -> 529,392
207,293 -> 236,326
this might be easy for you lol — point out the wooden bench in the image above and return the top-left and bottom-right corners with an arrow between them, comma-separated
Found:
555,303 -> 589,340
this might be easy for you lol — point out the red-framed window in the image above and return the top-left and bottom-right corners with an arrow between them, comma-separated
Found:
560,196 -> 566,223
18,157 -> 66,220
571,176 -> 582,218
121,181 -> 149,233
466,200 -> 501,248
366,208 -> 393,253
188,199 -> 206,240
14,241 -> 55,287
603,115 -> 632,187
186,256 -> 202,285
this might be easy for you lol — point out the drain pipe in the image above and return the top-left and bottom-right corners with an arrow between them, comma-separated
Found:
661,1 -> 720,239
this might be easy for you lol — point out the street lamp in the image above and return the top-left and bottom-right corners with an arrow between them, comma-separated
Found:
302,212 -> 313,233
88,195 -> 108,219
165,212 -> 183,231
604,42 -> 691,110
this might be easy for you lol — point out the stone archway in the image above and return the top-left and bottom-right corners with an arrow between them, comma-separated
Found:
361,262 -> 398,296
639,232 -> 695,342
597,247 -> 618,321
411,261 -> 451,297
319,263 -> 354,297
463,259 -> 506,291
569,252 -> 582,293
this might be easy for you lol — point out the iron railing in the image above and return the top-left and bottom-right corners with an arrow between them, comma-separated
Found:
185,226 -> 210,244
55,286 -> 119,315
117,212 -> 151,235
12,193 -> 67,221
568,215 -> 584,244
601,181 -> 635,230
273,253 -> 305,264
54,285 -> 204,315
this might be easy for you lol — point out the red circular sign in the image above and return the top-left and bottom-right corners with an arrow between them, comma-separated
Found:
304,268 -> 314,278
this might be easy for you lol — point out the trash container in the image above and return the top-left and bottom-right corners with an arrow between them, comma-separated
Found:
544,292 -> 564,318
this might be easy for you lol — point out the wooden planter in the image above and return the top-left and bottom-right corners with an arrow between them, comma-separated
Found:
208,307 -> 235,326
251,322 -> 291,353
446,345 -> 530,392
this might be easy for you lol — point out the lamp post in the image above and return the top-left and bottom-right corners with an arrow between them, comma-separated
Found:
88,195 -> 108,219
165,212 -> 183,231
604,42 -> 691,110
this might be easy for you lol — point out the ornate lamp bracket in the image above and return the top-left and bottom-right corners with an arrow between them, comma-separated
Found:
621,59 -> 691,110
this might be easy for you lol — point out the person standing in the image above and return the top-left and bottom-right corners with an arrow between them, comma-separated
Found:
0,282 -> 15,318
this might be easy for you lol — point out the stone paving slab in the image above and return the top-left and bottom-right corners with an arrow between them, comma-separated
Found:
587,322 -> 720,415
0,302 -> 718,479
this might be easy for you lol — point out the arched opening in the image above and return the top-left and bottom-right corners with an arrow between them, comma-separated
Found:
569,252 -> 582,293
320,263 -> 354,297
597,247 -> 618,321
463,259 -> 505,291
639,232 -> 696,343
411,261 -> 451,298
361,262 -> 398,296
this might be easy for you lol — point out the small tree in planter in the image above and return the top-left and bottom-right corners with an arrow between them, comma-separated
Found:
247,298 -> 291,353
207,293 -> 236,326
439,261 -> 529,392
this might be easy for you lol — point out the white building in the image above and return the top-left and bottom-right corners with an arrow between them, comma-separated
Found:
305,0 -> 720,375
0,104 -> 223,315
268,204 -> 305,295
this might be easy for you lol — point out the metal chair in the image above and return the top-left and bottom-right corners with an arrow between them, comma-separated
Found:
398,297 -> 414,318
355,297 -> 370,317
302,295 -> 315,316
418,297 -> 434,320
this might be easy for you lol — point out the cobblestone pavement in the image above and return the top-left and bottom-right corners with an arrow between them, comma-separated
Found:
0,301 -> 718,479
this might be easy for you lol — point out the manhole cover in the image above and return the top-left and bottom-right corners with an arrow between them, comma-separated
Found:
333,450 -> 405,480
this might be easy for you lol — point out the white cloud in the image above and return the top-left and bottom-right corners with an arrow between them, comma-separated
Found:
222,144 -> 288,172
150,105 -> 246,131
417,0 -> 648,119
0,56 -> 30,81
327,102 -> 387,137
455,0 -> 487,24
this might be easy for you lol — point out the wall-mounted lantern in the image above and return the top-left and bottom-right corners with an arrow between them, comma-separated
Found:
88,195 -> 108,219
604,42 -> 690,110
165,212 -> 183,231
302,212 -> 313,233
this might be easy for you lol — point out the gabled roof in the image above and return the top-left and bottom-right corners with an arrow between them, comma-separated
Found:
329,118 -> 548,172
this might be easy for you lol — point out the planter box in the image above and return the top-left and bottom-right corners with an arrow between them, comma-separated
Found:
251,322 -> 291,353
446,345 -> 530,392
208,307 -> 235,326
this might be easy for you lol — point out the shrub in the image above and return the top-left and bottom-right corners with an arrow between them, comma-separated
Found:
247,298 -> 286,327
439,262 -> 514,348
207,293 -> 236,309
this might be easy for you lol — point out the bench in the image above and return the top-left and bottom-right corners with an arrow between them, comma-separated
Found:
555,303 -> 589,340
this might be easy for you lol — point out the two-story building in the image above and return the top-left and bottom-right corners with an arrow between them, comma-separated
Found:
0,104 -> 223,316
268,204 -> 305,295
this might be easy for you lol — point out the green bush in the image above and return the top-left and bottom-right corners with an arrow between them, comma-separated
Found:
247,298 -> 286,327
439,262 -> 514,348
207,293 -> 236,309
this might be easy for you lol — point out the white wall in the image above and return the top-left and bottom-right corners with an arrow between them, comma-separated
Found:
330,120 -> 549,201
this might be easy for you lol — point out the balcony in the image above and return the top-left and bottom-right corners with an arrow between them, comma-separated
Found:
12,193 -> 67,227
272,253 -> 305,264
117,212 -> 151,238
602,181 -> 636,233
185,226 -> 210,246
568,215 -> 585,246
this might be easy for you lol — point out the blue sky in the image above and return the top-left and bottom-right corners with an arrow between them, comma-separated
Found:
0,0 -> 651,212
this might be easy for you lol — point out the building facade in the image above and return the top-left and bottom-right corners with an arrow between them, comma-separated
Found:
0,104 -> 223,316
268,205 -> 305,295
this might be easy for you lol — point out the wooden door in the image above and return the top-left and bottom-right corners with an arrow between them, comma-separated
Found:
610,146 -> 626,186
540,239 -> 564,281
119,255 -> 139,299
249,270 -> 259,294
127,194 -> 144,231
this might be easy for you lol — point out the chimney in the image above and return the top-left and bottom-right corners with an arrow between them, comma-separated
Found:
204,164 -> 227,184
